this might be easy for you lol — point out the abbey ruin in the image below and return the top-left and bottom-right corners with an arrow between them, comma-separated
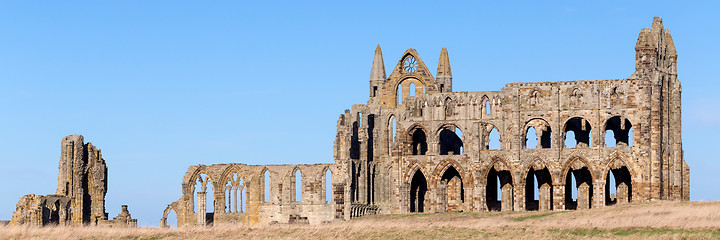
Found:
10,135 -> 136,227
160,17 -> 688,227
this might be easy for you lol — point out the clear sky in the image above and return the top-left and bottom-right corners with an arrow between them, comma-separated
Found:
1,1 -> 718,227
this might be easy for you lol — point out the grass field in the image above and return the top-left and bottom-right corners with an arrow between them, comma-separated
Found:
1,201 -> 719,239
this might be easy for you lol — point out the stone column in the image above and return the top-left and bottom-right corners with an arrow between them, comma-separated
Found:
197,191 -> 206,225
577,183 -> 590,210
438,180 -> 448,212
501,184 -> 513,211
617,182 -> 629,204
400,183 -> 410,213
539,183 -> 551,211
233,186 -> 239,213
553,184 -> 565,210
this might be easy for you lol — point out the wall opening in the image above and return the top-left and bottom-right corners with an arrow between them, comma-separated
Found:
564,117 -> 592,148
325,169 -> 332,203
487,128 -> 501,150
525,167 -> 552,211
241,187 -> 247,212
485,100 -> 491,116
409,83 -> 416,97
564,165 -> 593,210
166,208 -> 177,229
350,121 -> 360,159
441,166 -> 464,212
397,84 -> 403,105
410,170 -> 427,213
439,126 -> 463,155
526,127 -> 537,149
264,170 -> 271,203
605,165 -> 632,205
604,116 -> 633,147
486,166 -> 512,211
411,128 -> 428,155
295,169 -> 302,202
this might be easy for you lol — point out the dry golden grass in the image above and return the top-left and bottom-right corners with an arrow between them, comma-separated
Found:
1,201 -> 719,240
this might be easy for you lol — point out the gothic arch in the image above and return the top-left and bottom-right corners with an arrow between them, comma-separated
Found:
560,154 -> 596,180
523,118 -> 552,149
161,204 -> 178,228
403,162 -> 429,184
431,159 -> 472,186
480,156 -> 514,184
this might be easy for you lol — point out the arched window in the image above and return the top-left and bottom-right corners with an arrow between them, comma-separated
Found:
409,83 -> 416,97
397,84 -> 403,105
564,117 -> 592,148
411,128 -> 428,155
485,100 -> 492,116
525,127 -> 537,149
439,126 -> 463,155
487,128 -> 501,150
264,170 -> 271,203
325,169 -> 332,203
604,116 -> 633,147
295,169 -> 302,202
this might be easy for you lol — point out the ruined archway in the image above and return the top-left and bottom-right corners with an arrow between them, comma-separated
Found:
439,165 -> 464,212
410,170 -> 427,213
485,160 -> 513,211
523,161 -> 553,211
563,157 -> 594,210
439,125 -> 463,155
411,127 -> 428,155
564,117 -> 592,148
161,205 -> 178,228
605,158 -> 633,205
524,119 -> 552,149
604,116 -> 633,147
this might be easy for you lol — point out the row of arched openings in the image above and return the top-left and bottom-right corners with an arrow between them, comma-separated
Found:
190,169 -> 333,226
409,165 -> 465,213
408,160 -> 633,213
524,116 -> 635,149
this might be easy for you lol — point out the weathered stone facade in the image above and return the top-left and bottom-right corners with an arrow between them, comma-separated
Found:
10,135 -> 136,227
163,17 -> 688,227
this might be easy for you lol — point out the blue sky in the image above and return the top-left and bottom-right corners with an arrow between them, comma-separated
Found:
1,1 -> 718,227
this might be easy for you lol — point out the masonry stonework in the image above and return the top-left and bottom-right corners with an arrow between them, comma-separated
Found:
162,17 -> 688,227
10,135 -> 136,227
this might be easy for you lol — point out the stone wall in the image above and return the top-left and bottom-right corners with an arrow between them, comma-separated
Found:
10,135 -> 136,227
163,17 -> 688,227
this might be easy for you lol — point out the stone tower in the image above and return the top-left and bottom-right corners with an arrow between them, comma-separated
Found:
369,45 -> 387,98
11,135 -> 134,226
56,135 -> 108,224
631,17 -> 686,200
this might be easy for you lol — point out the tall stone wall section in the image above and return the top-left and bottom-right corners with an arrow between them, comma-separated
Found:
10,135 -> 135,227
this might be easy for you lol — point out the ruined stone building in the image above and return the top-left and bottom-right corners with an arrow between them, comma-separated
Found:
10,135 -> 136,227
161,17 -> 688,227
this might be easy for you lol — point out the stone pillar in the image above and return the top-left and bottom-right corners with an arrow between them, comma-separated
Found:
553,184 -> 565,210
197,191 -> 206,225
233,186 -> 239,213
501,184 -> 513,211
617,182 -> 629,204
438,180 -> 448,212
539,183 -> 551,211
400,183 -> 410,213
577,183 -> 590,210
